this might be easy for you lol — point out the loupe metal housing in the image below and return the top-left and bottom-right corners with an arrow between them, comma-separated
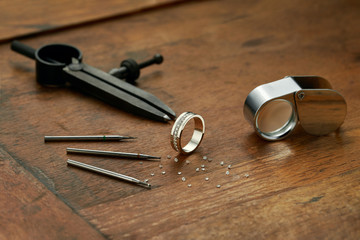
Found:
244,76 -> 347,141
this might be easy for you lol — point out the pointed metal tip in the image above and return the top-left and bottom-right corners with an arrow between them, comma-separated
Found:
138,181 -> 152,189
167,110 -> 177,120
163,115 -> 171,121
147,155 -> 161,160
122,136 -> 137,140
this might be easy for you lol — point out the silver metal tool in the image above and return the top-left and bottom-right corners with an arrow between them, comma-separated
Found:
67,147 -> 161,160
67,159 -> 151,189
44,135 -> 135,142
244,76 -> 347,141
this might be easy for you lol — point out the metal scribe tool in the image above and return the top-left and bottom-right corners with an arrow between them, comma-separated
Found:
11,41 -> 176,122
67,159 -> 151,189
67,147 -> 161,160
44,135 -> 135,142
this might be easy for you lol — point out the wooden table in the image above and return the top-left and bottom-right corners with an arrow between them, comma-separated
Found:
1,0 -> 359,239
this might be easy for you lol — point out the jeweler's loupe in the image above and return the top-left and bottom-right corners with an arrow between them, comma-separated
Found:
243,76 -> 347,141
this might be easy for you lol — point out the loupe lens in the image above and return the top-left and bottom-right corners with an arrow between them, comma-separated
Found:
255,100 -> 297,140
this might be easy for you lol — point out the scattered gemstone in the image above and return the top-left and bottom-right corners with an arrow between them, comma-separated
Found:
216,184 -> 221,188
203,156 -> 208,160
187,184 -> 192,188
245,173 -> 249,178
139,162 -> 143,165
205,177 -> 209,181
227,165 -> 231,169
226,170 -> 230,175
167,155 -> 171,159
196,168 -> 200,172
161,171 -> 166,175
144,179 -> 149,183
159,164 -> 163,169
201,168 -> 206,171
186,160 -> 190,165
150,173 -> 155,176
208,158 -> 212,162
174,158 -> 179,163
201,164 -> 205,168
178,172 -> 182,175
220,161 -> 224,166
182,177 -> 186,182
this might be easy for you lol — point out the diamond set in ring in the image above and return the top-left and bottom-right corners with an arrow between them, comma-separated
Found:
170,112 -> 205,155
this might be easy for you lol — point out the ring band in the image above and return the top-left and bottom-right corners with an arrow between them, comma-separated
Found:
170,112 -> 205,154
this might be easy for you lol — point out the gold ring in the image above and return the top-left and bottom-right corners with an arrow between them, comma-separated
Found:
170,112 -> 205,154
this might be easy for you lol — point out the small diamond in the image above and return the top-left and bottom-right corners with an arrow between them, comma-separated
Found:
226,170 -> 230,175
196,168 -> 200,172
216,184 -> 221,188
174,158 -> 179,163
203,156 -> 208,160
159,164 -> 163,169
187,184 -> 192,188
182,177 -> 186,182
186,160 -> 190,164
178,172 -> 182,175
150,173 -> 155,176
201,168 -> 205,171
227,165 -> 231,169
205,177 -> 209,181
208,158 -> 212,162
220,161 -> 224,166
139,162 -> 143,165
144,179 -> 149,183
244,173 -> 249,178
201,164 -> 205,168
167,155 -> 171,159
162,171 -> 166,175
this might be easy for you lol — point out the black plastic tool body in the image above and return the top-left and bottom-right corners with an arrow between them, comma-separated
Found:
11,41 -> 175,122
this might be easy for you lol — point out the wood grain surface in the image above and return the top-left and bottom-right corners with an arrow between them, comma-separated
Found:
0,0 -> 185,42
1,0 -> 360,239
0,148 -> 105,239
